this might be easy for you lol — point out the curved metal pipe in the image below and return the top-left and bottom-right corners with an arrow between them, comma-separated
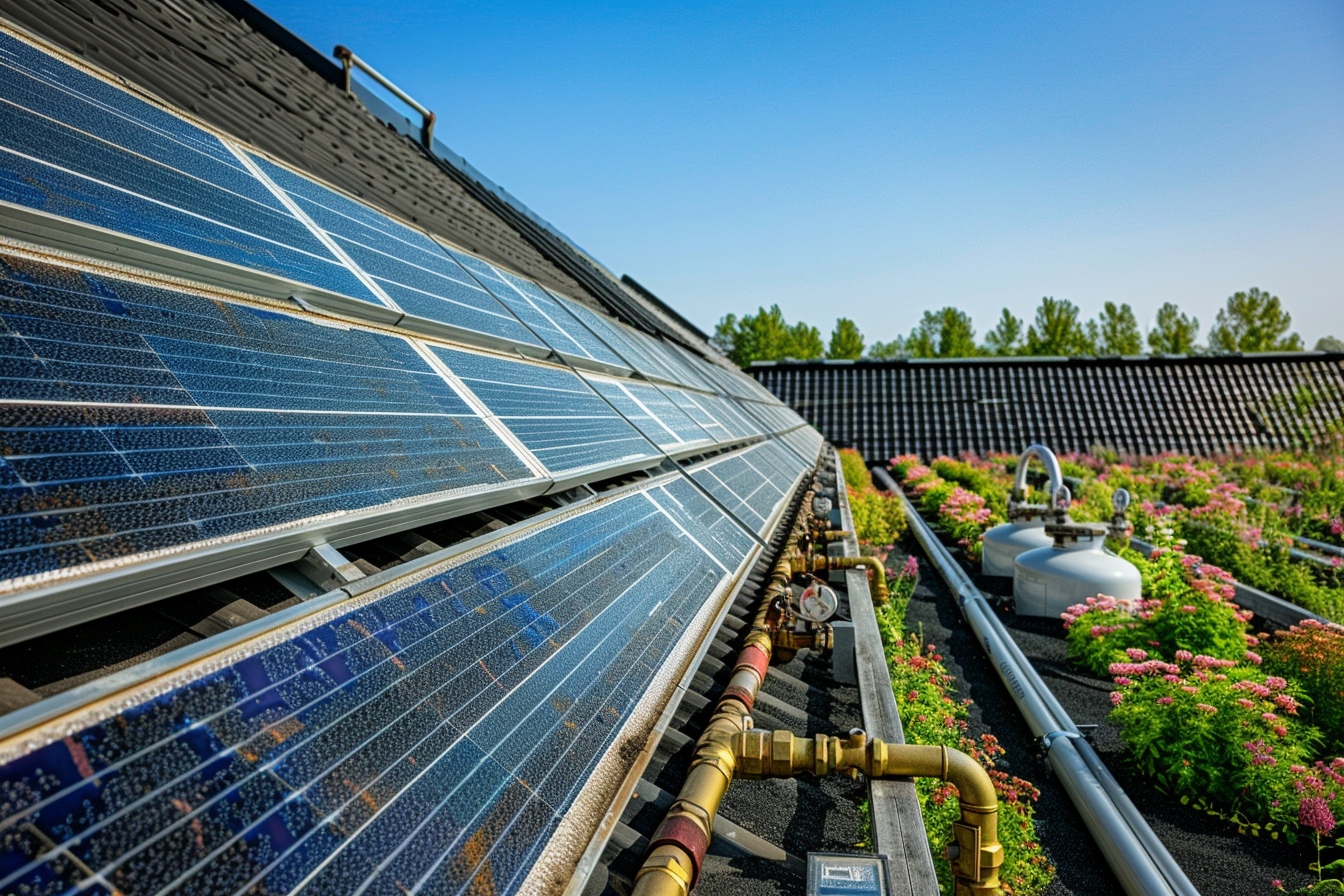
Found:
1011,443 -> 1064,506
828,555 -> 890,604
873,465 -> 1200,896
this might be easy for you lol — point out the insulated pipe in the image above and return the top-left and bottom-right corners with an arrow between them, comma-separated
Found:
873,465 -> 1201,896
1010,443 -> 1064,507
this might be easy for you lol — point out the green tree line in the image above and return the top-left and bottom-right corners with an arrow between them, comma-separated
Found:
713,288 -> 1337,367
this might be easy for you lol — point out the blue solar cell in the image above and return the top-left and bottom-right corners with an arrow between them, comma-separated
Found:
664,388 -> 733,444
688,442 -> 804,536
779,425 -> 824,464
0,488 -> 741,896
430,346 -> 660,476
0,33 -> 379,303
645,476 -> 756,566
585,376 -> 714,449
0,253 -> 533,583
250,157 -> 545,349
438,250 -> 583,354
698,393 -> 765,440
436,249 -> 629,370
554,299 -> 684,382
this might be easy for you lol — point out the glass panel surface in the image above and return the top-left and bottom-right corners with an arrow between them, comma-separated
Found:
0,489 -> 739,896
0,253 -> 532,584
585,377 -> 714,449
687,442 -> 805,536
251,157 -> 543,349
431,347 -> 659,475
0,32 -> 379,303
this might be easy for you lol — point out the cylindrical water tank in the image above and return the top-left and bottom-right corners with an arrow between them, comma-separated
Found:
982,444 -> 1068,577
1013,523 -> 1143,618
983,520 -> 1054,576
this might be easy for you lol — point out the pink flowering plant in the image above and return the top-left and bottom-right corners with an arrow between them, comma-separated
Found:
1061,535 -> 1252,677
1108,654 -> 1326,836
1263,620 -> 1344,756
874,559 -> 1054,896
840,449 -> 908,546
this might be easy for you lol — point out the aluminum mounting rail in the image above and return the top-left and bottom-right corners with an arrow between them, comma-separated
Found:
871,465 -> 1200,896
335,45 -> 435,146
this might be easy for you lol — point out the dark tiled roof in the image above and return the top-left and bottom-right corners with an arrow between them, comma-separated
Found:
0,0 -> 715,352
751,353 -> 1344,459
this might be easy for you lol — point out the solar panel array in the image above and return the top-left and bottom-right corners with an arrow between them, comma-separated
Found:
0,26 -> 823,896
0,483 -> 752,896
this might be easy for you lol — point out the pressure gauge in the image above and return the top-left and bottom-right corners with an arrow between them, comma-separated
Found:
1112,488 -> 1131,515
797,583 -> 839,623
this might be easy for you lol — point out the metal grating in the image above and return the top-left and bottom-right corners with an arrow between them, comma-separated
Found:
0,484 -> 752,896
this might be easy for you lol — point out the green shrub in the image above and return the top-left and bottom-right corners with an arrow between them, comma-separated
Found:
1262,621 -> 1344,756
839,447 -> 874,492
876,567 -> 1055,896
1109,654 -> 1319,834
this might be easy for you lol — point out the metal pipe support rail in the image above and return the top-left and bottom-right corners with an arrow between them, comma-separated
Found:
871,465 -> 1201,896
631,483 -> 1000,896
335,45 -> 436,146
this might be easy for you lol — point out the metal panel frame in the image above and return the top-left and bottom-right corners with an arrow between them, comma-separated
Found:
0,477 -> 551,649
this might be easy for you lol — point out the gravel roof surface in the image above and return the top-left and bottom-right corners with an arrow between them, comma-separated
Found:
892,536 -> 1319,896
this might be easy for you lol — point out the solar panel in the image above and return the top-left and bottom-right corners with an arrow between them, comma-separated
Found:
0,31 -> 381,305
249,156 -> 546,350
429,346 -> 661,477
697,393 -> 766,440
686,441 -> 807,536
584,375 -> 715,450
0,483 -> 752,896
435,248 -> 630,370
0,251 -> 536,589
551,296 -> 685,382
778,424 -> 825,465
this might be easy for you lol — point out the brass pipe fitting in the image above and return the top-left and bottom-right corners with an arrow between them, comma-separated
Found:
730,730 -> 1003,896
828,555 -> 890,604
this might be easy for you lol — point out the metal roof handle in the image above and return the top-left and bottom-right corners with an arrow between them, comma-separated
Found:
334,45 -> 436,148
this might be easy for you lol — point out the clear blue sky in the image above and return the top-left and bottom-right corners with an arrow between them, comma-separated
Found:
262,0 -> 1344,347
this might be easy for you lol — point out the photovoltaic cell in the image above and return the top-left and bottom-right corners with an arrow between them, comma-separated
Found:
585,376 -> 714,450
0,31 -> 380,304
645,476 -> 756,566
250,156 -> 544,349
0,253 -> 533,584
698,393 -> 765,440
779,425 -> 825,465
430,346 -> 660,476
665,388 -> 733,444
553,297 -> 683,382
688,441 -> 806,536
0,487 -> 742,896
436,248 -> 628,369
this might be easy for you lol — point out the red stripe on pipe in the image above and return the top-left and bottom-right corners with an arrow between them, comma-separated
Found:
648,814 -> 709,887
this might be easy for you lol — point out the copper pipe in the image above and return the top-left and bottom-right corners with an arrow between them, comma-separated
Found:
732,731 -> 1002,895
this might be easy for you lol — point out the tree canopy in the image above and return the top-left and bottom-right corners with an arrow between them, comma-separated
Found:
1025,297 -> 1093,356
828,317 -> 865,359
1147,302 -> 1200,354
1207,288 -> 1302,352
711,289 -> 1313,368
